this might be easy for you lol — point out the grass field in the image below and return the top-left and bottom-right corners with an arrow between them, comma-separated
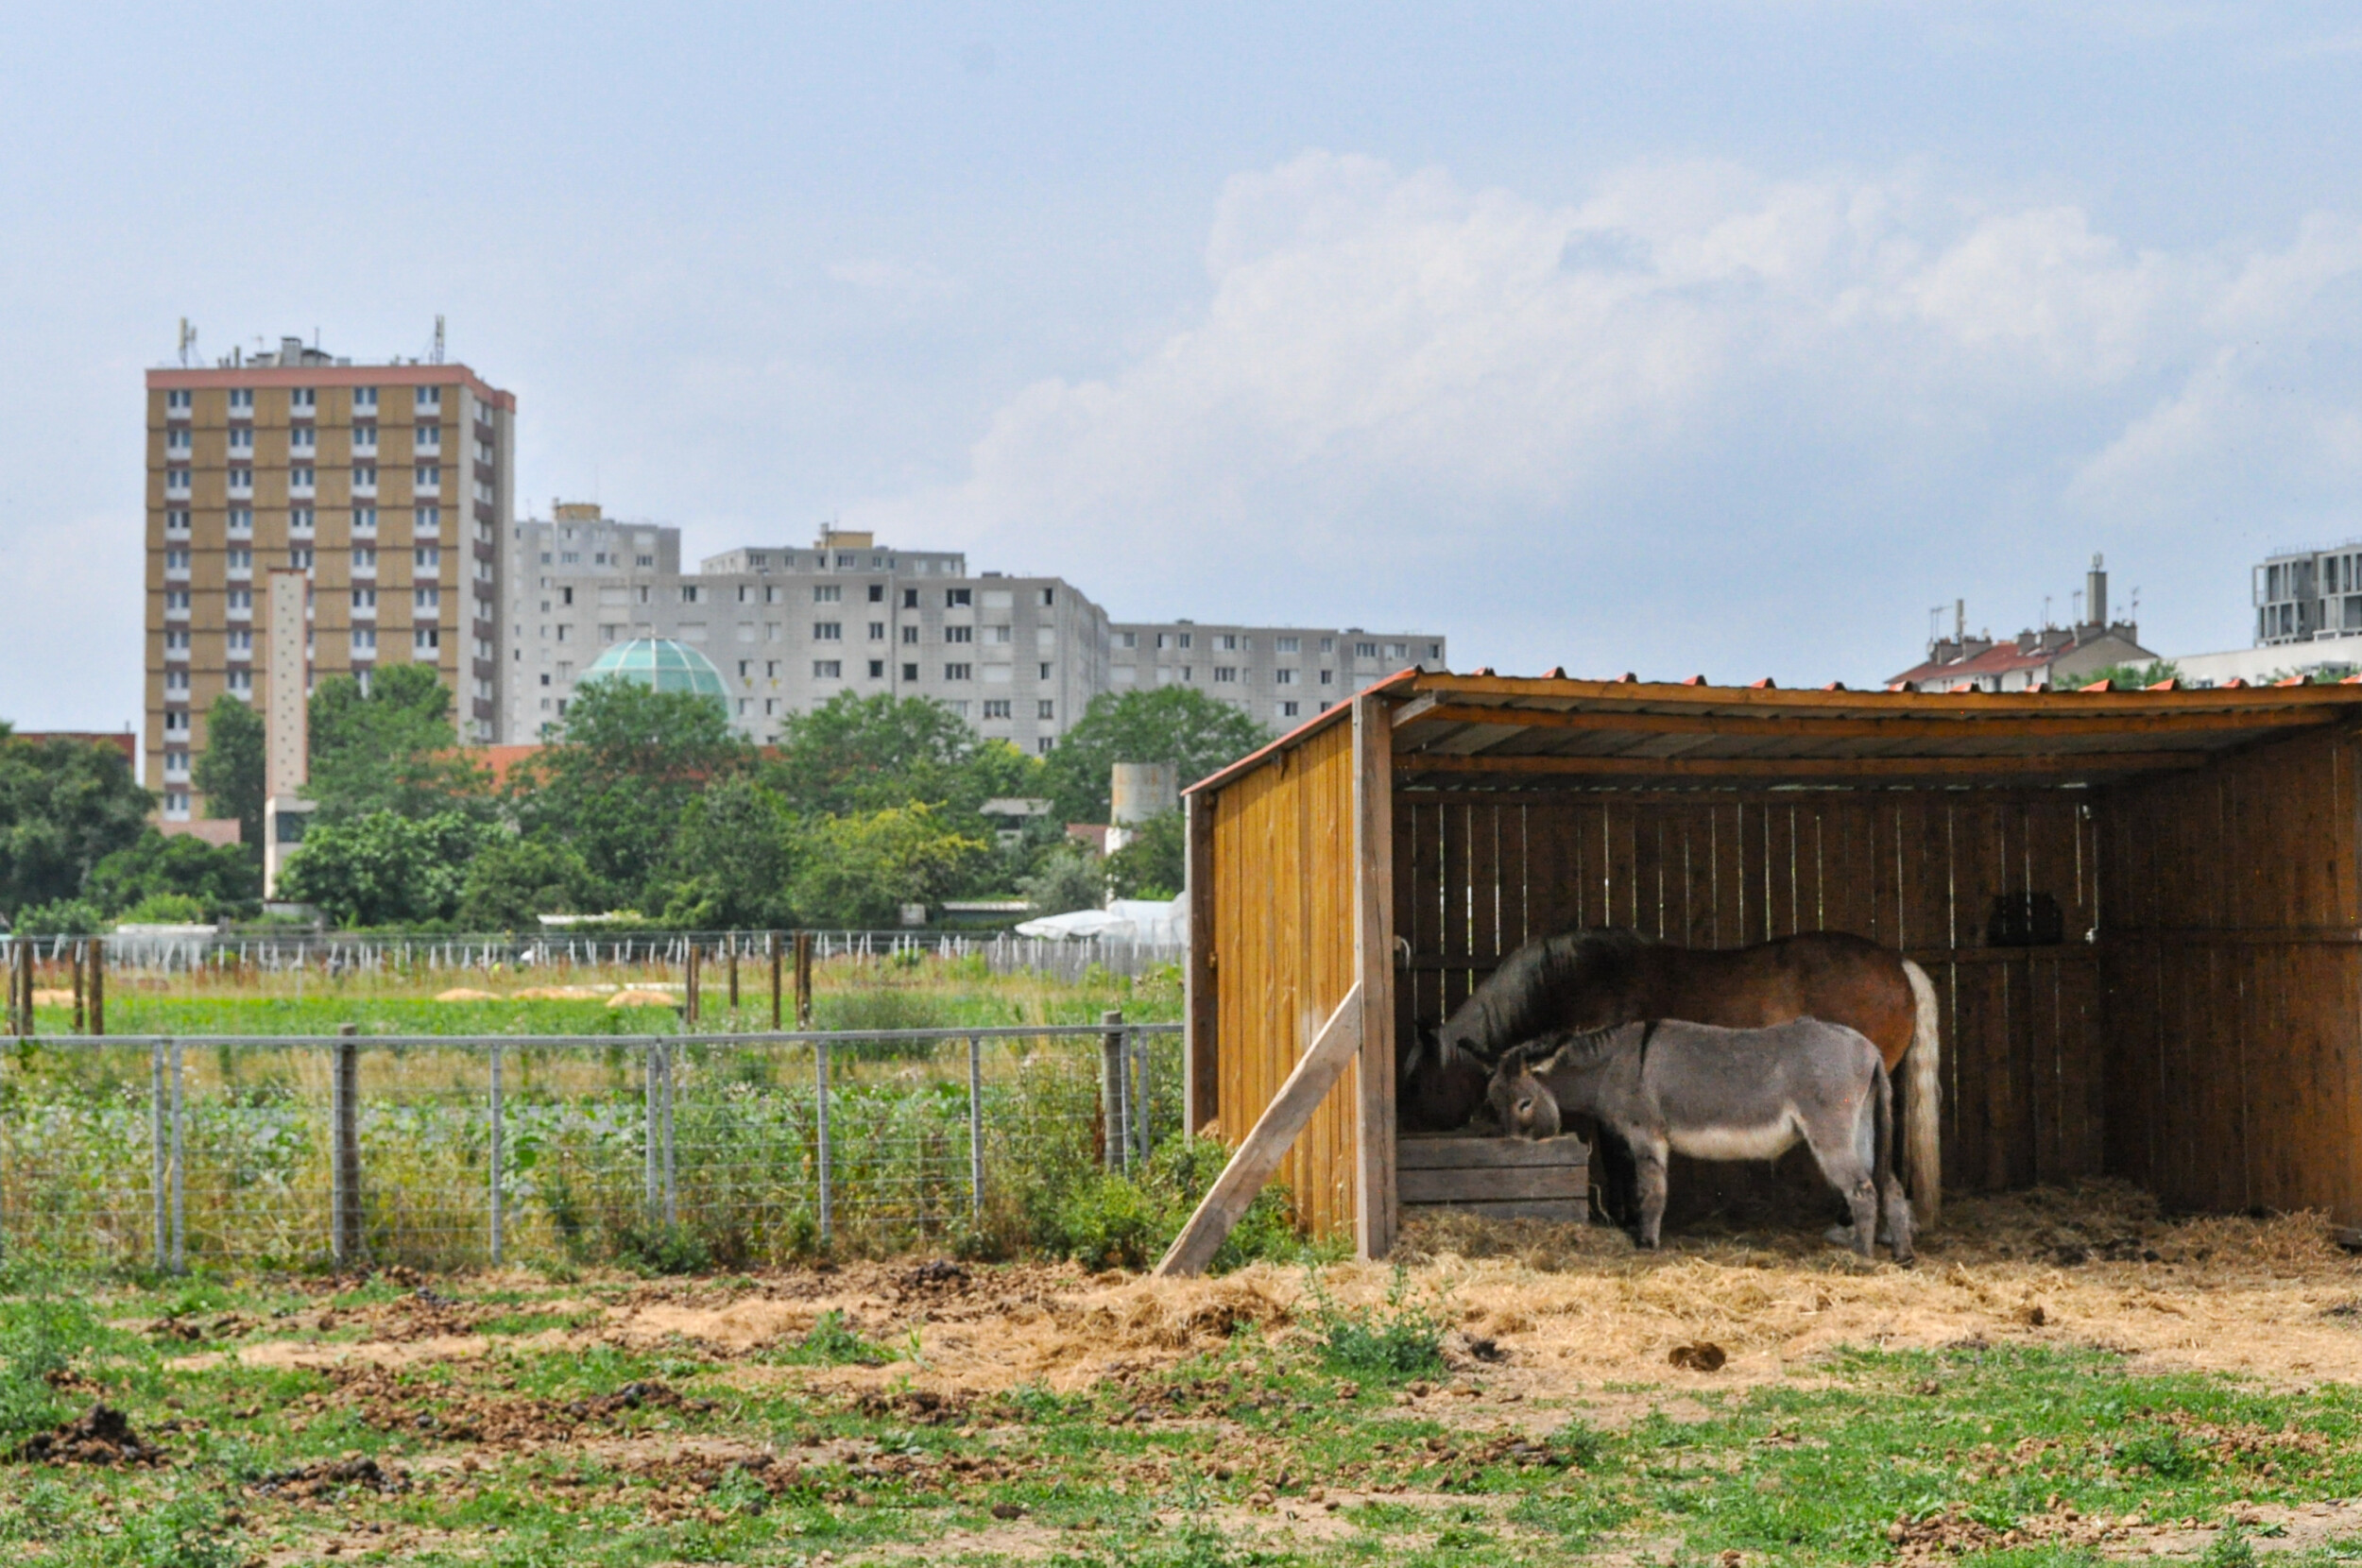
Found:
10,1185 -> 2362,1565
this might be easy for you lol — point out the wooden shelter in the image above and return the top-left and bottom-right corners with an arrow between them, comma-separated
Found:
1172,672 -> 2362,1265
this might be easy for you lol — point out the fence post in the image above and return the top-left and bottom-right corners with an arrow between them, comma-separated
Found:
967,1033 -> 984,1227
768,931 -> 782,1030
88,937 -> 104,1036
488,1044 -> 505,1267
794,931 -> 814,1028
70,941 -> 84,1034
150,1041 -> 168,1268
815,1038 -> 832,1244
685,944 -> 701,1028
662,1040 -> 677,1230
1129,1028 -> 1151,1167
169,1038 -> 185,1274
727,940 -> 740,1014
1101,1009 -> 1126,1173
644,1040 -> 662,1223
333,1023 -> 362,1270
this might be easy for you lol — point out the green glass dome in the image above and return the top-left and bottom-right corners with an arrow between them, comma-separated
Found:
578,638 -> 729,705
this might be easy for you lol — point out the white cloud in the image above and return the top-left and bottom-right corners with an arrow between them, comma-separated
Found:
850,150 -> 2362,673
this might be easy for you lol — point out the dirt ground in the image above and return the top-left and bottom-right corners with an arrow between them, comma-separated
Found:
173,1179 -> 2362,1408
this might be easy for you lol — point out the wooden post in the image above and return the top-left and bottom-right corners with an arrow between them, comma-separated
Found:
88,937 -> 103,1036
768,931 -> 783,1030
1183,790 -> 1218,1135
71,941 -> 84,1034
1352,691 -> 1400,1261
488,1045 -> 505,1267
793,931 -> 813,1029
685,943 -> 701,1028
727,938 -> 740,1014
644,1040 -> 662,1221
332,1024 -> 362,1270
1100,1009 -> 1126,1172
1155,983 -> 1362,1277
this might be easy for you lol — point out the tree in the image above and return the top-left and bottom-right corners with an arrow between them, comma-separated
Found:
454,838 -> 598,931
0,730 -> 152,921
659,775 -> 801,929
1105,810 -> 1186,899
86,827 -> 262,921
2074,659 -> 2182,690
279,810 -> 494,928
307,666 -> 489,823
1018,843 -> 1106,914
1041,688 -> 1267,825
788,804 -> 990,928
770,691 -> 1042,818
192,694 -> 265,849
513,677 -> 752,910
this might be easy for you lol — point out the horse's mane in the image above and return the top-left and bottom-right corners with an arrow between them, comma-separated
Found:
1446,926 -> 1655,1060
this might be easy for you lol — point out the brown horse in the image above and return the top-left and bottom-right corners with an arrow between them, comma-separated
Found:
1411,928 -> 1942,1225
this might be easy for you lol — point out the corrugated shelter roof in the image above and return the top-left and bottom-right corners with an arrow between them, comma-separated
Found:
1190,669 -> 2362,793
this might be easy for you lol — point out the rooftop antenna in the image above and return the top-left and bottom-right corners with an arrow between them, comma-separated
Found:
2042,594 -> 2052,629
2072,588 -> 2083,623
177,317 -> 197,366
431,315 -> 445,365
1927,605 -> 1945,647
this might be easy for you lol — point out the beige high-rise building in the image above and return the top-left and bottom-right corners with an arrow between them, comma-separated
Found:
145,337 -> 516,822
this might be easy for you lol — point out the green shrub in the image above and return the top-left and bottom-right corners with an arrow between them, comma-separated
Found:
1036,1133 -> 1304,1272
0,1284 -> 144,1440
1305,1266 -> 1446,1379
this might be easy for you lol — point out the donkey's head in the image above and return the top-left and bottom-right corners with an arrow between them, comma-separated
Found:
1486,1044 -> 1563,1141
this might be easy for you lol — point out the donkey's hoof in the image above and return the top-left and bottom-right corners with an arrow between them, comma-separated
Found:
1823,1223 -> 1895,1249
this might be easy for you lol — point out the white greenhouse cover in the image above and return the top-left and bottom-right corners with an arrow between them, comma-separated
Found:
1013,896 -> 1188,943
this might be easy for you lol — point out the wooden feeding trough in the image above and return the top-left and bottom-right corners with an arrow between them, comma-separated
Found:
1159,671 -> 2362,1272
1398,1131 -> 1592,1223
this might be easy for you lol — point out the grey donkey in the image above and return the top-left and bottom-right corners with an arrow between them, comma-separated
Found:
1487,1017 -> 1914,1262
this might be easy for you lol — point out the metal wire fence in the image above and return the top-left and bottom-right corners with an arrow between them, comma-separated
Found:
0,1024 -> 1182,1273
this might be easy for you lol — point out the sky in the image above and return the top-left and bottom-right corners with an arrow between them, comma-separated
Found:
7,2 -> 2362,731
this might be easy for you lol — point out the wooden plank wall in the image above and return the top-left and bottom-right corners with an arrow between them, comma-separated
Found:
2099,726 -> 2362,1221
1207,719 -> 1362,1239
1395,788 -> 2108,1195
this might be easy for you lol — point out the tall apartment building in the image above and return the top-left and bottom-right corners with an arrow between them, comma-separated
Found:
145,336 -> 514,820
1109,622 -> 1446,729
2254,542 -> 2362,646
507,518 -> 1445,748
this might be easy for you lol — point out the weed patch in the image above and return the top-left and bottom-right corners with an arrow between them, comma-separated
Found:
1305,1267 -> 1446,1379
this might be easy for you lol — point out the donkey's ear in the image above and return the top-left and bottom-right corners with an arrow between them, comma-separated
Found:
1498,1043 -> 1530,1075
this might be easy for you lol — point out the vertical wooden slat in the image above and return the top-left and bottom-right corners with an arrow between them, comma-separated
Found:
1354,695 -> 1398,1259
1186,789 -> 1220,1135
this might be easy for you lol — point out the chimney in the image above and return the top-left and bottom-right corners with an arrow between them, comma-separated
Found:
2087,554 -> 2108,628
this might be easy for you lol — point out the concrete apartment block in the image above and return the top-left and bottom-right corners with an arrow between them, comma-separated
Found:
145,337 -> 515,820
1107,622 -> 1448,731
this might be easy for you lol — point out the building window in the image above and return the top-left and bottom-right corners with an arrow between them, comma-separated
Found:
289,547 -> 315,569
227,427 -> 253,452
415,465 -> 440,488
946,588 -> 971,607
416,588 -> 441,610
415,506 -> 440,537
225,467 -> 251,490
291,386 -> 316,413
351,629 -> 377,655
1038,662 -> 1053,680
867,583 -> 884,602
1216,634 -> 1237,651
227,670 -> 252,693
1355,641 -> 1378,658
814,584 -> 841,603
1320,637 -> 1335,653
165,427 -> 191,452
414,628 -> 439,651
352,507 -> 378,533
1039,588 -> 1054,606
351,548 -> 377,573
290,426 -> 316,452
945,663 -> 971,680
416,424 -> 441,451
1214,667 -> 1238,683
228,508 -> 253,536
1385,642 -> 1407,659
226,548 -> 252,572
163,548 -> 190,571
1281,701 -> 1300,718
165,389 -> 192,412
1319,669 -> 1335,685
227,629 -> 251,654
415,546 -> 440,570
1037,700 -> 1055,720
351,588 -> 376,609
901,662 -> 919,681
1427,642 -> 1443,659
902,588 -> 920,608
1275,668 -> 1297,685
986,624 -> 1012,643
1036,737 -> 1054,754
868,659 -> 885,678
944,625 -> 972,644
415,386 -> 441,410
901,624 -> 919,644
984,699 -> 1012,719
289,508 -> 316,535
556,624 -> 572,641
229,388 -> 252,412
164,630 -> 191,654
219,588 -> 246,611
813,659 -> 843,678
354,386 -> 377,411
866,621 -> 885,640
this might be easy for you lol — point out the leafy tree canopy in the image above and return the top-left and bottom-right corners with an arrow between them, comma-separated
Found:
1041,688 -> 1266,825
514,677 -> 752,910
279,810 -> 497,928
659,775 -> 801,930
1106,810 -> 1185,900
2073,659 -> 2182,691
769,692 -> 1041,818
0,731 -> 151,922
87,827 -> 261,922
454,838 -> 599,933
1018,842 -> 1105,915
789,803 -> 991,928
307,666 -> 490,823
192,694 -> 265,852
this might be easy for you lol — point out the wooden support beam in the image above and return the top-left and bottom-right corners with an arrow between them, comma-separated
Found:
1396,750 -> 2209,781
1156,983 -> 1362,1277
1352,692 -> 1398,1261
1394,702 -> 2331,743
1184,789 -> 1220,1135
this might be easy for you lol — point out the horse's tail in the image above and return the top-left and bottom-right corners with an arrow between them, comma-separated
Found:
1901,959 -> 1942,1230
1871,1056 -> 1895,1215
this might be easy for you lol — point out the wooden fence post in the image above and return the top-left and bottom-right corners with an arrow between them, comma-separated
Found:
768,932 -> 783,1030
794,931 -> 813,1029
727,939 -> 740,1014
88,937 -> 104,1036
1101,1009 -> 1126,1172
333,1023 -> 362,1270
488,1045 -> 505,1267
685,943 -> 701,1028
71,941 -> 84,1034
